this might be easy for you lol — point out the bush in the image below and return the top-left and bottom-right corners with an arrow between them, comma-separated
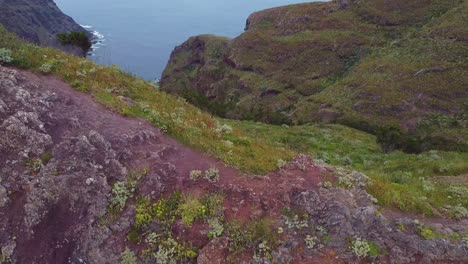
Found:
204,168 -> 220,183
110,181 -> 131,211
39,63 -> 53,74
120,247 -> 137,264
305,235 -> 318,249
189,170 -> 202,181
0,48 -> 13,63
178,196 -> 206,226
57,32 -> 92,51
351,238 -> 371,258
376,126 -> 422,153
208,218 -> 224,239
451,204 -> 468,219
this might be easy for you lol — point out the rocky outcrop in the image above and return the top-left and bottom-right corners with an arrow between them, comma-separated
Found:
0,65 -> 466,263
0,0 -> 91,56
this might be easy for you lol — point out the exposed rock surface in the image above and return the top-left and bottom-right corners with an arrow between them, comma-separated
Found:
0,65 -> 467,263
0,0 -> 91,56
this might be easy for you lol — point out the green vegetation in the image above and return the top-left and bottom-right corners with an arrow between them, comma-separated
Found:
120,247 -> 137,264
0,25 -> 295,175
351,238 -> 373,258
162,0 -> 467,153
109,170 -> 146,212
0,48 -> 12,63
189,170 -> 202,180
204,167 -> 220,183
178,196 -> 207,226
110,181 -> 131,211
57,31 -> 92,52
0,22 -> 467,217
305,235 -> 318,249
226,218 -> 278,257
189,167 -> 221,182
417,225 -> 439,240
133,192 -> 223,231
208,218 -> 224,239
130,192 -> 224,262
26,158 -> 43,173
229,121 -> 468,215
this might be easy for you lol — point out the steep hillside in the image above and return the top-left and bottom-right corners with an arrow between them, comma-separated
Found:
161,0 -> 468,152
0,0 -> 91,56
1,23 -> 468,263
1,62 -> 468,264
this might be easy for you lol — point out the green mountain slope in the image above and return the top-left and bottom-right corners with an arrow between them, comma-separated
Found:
1,23 -> 467,215
161,0 -> 468,152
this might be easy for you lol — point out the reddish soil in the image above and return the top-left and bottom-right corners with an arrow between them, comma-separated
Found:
3,68 -> 466,263
10,68 -> 332,262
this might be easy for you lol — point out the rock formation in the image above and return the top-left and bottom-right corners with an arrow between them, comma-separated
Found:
0,0 -> 91,56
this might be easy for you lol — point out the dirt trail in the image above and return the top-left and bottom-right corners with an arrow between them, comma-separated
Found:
0,66 -> 467,263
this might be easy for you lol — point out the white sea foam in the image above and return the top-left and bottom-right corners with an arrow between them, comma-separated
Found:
81,25 -> 106,57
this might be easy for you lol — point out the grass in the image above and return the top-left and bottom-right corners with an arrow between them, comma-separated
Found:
162,0 -> 467,152
226,120 -> 468,215
1,24 -> 467,216
0,25 -> 294,175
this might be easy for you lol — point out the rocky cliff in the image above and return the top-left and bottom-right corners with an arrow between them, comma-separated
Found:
0,65 -> 467,263
161,0 -> 467,151
0,0 -> 90,56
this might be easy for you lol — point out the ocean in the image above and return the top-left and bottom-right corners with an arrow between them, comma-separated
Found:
54,0 -> 313,80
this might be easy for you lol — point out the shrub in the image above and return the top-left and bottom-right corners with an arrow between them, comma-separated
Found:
376,126 -> 422,153
253,241 -> 272,262
448,186 -> 468,198
110,181 -> 131,211
283,214 -> 308,230
178,196 -> 206,226
39,63 -> 53,74
451,204 -> 468,219
420,177 -> 435,192
204,168 -> 220,183
0,48 -> 12,63
462,235 -> 468,247
321,181 -> 333,188
27,158 -> 43,173
152,237 -> 197,263
200,193 -> 224,217
277,159 -> 287,169
215,123 -> 233,135
134,198 -> 153,229
351,238 -> 371,258
418,226 -> 437,240
368,241 -> 381,257
189,170 -> 202,181
305,235 -> 318,249
226,221 -> 252,253
120,247 -> 137,264
57,31 -> 92,51
208,218 -> 224,239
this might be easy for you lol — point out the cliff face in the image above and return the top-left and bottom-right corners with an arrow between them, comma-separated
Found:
0,0 -> 90,56
161,0 -> 467,151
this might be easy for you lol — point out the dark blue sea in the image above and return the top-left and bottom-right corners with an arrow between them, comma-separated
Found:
55,0 -> 313,80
